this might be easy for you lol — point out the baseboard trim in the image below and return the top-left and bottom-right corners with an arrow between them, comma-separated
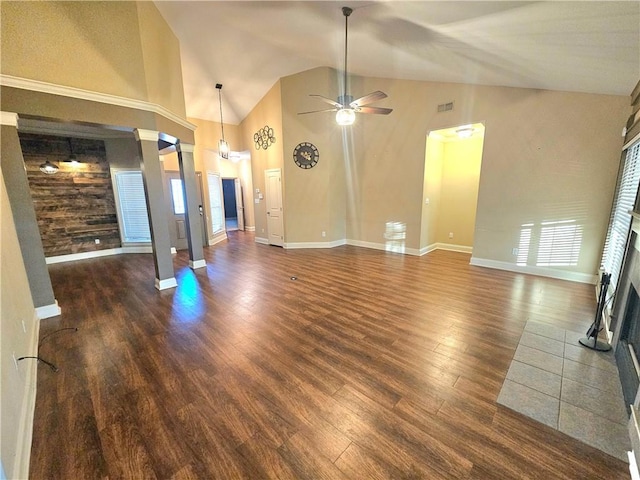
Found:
420,243 -> 473,256
346,239 -> 421,256
14,310 -> 40,480
46,246 -> 152,264
255,237 -> 269,245
208,233 -> 228,246
469,257 -> 598,284
35,301 -> 61,319
189,259 -> 206,269
245,226 -> 256,232
155,277 -> 178,290
284,239 -> 347,249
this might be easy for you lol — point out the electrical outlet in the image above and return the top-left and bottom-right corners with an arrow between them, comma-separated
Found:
449,232 -> 454,239
261,228 -> 265,233
12,352 -> 18,370
21,319 -> 26,333
512,247 -> 519,256
95,238 -> 100,244
321,231 -> 326,237
425,197 -> 430,205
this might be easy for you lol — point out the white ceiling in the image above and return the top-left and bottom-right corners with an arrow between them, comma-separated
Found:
154,1 -> 640,125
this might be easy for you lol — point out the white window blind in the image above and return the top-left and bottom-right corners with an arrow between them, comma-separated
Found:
602,141 -> 640,290
114,171 -> 151,243
207,172 -> 224,234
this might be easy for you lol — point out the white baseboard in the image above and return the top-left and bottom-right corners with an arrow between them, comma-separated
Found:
35,301 -> 61,319
420,243 -> 473,256
45,246 -> 152,264
13,310 -> 40,480
469,257 -> 598,284
245,226 -> 256,232
284,239 -> 346,249
346,239 -> 421,256
208,233 -> 228,246
189,259 -> 206,269
255,237 -> 269,245
155,277 -> 177,290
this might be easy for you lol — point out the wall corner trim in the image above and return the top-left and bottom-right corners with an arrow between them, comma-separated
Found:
35,302 -> 61,319
177,143 -> 195,154
0,74 -> 196,131
134,129 -> 159,142
469,257 -> 598,284
155,277 -> 178,290
0,111 -> 18,126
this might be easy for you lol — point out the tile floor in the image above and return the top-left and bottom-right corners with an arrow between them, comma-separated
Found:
497,320 -> 631,461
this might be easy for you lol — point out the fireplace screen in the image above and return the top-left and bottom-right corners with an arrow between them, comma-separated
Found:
616,284 -> 640,411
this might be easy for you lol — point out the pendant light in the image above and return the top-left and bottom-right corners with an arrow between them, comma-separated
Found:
216,83 -> 229,159
62,137 -> 80,165
39,160 -> 59,174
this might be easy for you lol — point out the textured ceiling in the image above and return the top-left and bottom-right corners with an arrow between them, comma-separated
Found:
154,1 -> 640,125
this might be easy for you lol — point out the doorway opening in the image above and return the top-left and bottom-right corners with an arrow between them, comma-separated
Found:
422,123 -> 485,253
222,178 -> 245,231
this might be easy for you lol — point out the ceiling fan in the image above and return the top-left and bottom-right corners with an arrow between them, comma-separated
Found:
299,6 -> 393,126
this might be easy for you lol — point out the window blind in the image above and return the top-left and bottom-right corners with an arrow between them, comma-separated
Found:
114,171 -> 151,243
602,141 -> 640,291
207,172 -> 224,234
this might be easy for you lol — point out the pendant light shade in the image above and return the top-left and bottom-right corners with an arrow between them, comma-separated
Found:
63,138 -> 80,165
39,160 -> 59,175
216,83 -> 229,159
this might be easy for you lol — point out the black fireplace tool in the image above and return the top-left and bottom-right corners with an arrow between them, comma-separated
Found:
579,272 -> 612,352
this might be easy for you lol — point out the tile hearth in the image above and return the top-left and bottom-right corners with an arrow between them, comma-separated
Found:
497,321 -> 630,461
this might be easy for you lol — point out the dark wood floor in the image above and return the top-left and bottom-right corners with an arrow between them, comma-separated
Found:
30,231 -> 628,479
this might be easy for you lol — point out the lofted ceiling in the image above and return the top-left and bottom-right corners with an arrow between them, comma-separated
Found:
154,1 -> 640,125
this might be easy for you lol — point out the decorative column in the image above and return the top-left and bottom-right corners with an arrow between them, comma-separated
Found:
176,142 -> 206,269
134,129 -> 177,290
0,112 -> 61,318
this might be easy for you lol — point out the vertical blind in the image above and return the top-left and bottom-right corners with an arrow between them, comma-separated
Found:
207,172 -> 224,234
114,171 -> 151,243
601,141 -> 640,291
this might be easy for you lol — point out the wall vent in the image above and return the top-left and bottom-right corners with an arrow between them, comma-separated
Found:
437,102 -> 454,113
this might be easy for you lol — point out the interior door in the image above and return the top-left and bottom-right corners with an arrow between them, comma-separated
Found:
264,169 -> 284,246
166,171 -> 206,251
235,178 -> 245,231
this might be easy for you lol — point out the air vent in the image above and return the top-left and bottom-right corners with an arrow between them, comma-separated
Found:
437,102 -> 454,113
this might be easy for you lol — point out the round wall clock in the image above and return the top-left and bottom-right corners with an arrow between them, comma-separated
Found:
293,142 -> 319,169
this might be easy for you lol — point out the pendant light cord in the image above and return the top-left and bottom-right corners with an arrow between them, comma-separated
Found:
218,87 -> 226,142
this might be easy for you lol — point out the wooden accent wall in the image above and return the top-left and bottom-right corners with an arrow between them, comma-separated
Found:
19,133 -> 121,257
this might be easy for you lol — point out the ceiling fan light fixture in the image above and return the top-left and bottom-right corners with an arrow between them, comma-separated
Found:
39,160 -> 59,175
336,108 -> 356,126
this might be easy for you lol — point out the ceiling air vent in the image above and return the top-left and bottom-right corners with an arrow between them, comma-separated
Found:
437,102 -> 454,113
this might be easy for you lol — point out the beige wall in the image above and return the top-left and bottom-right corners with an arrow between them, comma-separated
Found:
1,1 -> 147,101
1,1 -> 187,119
280,67 -> 347,243
436,135 -> 484,247
1,168 -> 39,479
240,81 -> 284,240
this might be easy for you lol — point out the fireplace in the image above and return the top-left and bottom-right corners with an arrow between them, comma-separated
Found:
616,283 -> 640,411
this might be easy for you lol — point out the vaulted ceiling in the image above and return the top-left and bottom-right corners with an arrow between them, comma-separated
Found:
154,1 -> 640,125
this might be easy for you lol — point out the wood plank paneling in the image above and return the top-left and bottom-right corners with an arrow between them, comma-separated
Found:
19,133 -> 121,256
30,236 -> 630,479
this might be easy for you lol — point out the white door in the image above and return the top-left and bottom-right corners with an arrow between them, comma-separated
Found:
234,178 -> 245,231
264,168 -> 284,247
166,171 -> 206,250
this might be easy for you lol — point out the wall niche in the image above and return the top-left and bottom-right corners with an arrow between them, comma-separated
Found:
19,133 -> 121,257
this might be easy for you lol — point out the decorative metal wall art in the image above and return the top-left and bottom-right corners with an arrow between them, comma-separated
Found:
254,126 -> 276,150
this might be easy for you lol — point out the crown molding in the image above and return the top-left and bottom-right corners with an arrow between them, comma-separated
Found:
0,74 -> 196,132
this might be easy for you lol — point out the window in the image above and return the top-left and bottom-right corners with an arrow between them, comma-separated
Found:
113,170 -> 151,243
601,141 -> 640,291
207,172 -> 224,234
170,178 -> 185,215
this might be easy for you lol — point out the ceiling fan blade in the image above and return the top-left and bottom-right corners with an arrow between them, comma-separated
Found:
357,106 -> 393,115
298,108 -> 338,115
309,94 -> 343,109
350,91 -> 388,107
